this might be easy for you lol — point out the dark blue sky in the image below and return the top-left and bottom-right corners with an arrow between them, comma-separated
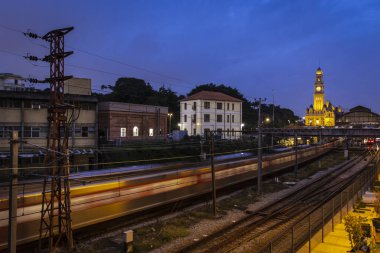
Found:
1,0 -> 380,116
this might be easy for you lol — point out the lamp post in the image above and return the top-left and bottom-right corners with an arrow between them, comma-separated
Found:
168,113 -> 173,134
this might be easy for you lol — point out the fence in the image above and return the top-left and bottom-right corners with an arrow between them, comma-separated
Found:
260,162 -> 378,253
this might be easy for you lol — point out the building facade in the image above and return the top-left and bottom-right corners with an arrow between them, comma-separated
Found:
305,67 -> 342,127
179,91 -> 243,139
0,73 -> 26,91
336,106 -> 380,127
98,102 -> 168,142
0,76 -> 98,169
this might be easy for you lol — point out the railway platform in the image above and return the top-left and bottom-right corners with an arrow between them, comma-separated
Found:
304,191 -> 379,253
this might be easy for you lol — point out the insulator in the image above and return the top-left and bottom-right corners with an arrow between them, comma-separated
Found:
23,32 -> 40,39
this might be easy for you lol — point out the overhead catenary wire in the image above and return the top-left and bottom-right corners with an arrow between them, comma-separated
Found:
0,143 -> 294,172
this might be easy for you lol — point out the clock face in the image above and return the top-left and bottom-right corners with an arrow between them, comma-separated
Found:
316,86 -> 321,92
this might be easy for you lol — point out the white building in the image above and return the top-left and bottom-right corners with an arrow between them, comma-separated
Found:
179,91 -> 243,139
0,73 -> 27,91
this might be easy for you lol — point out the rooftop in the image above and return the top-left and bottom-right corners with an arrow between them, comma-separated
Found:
181,90 -> 242,102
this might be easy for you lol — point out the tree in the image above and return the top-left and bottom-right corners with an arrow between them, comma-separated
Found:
95,79 -> 300,132
344,213 -> 367,251
188,83 -> 300,129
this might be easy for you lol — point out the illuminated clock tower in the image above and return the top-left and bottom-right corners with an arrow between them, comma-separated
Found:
313,67 -> 324,111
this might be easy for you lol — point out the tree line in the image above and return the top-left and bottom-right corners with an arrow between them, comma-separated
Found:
97,77 -> 300,132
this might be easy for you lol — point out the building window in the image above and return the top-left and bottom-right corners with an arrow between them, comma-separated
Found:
217,103 -> 223,110
232,103 -> 235,110
192,114 -> 196,123
204,114 -> 210,122
217,115 -> 223,122
204,128 -> 210,137
120,128 -> 126,137
75,127 -> 90,137
0,99 -> 21,108
184,103 -> 187,110
149,128 -> 154,136
82,127 -> 89,137
227,129 -> 230,136
232,115 -> 235,123
204,102 -> 210,109
0,126 -> 20,138
193,128 -> 196,135
227,103 -> 230,110
184,115 -> 187,122
227,115 -> 230,123
24,126 -> 40,138
232,129 -> 235,136
193,102 -> 196,110
133,126 -> 139,136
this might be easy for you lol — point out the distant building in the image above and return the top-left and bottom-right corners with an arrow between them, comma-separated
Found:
64,77 -> 92,96
98,102 -> 168,142
0,76 -> 98,170
0,73 -> 27,91
179,91 -> 243,139
336,106 -> 380,127
305,67 -> 342,127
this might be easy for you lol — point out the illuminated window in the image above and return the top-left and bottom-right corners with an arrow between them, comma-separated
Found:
120,128 -> 126,137
149,128 -> 154,136
133,126 -> 139,137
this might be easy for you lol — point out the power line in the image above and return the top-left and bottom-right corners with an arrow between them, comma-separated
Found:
66,44 -> 194,86
0,24 -> 196,90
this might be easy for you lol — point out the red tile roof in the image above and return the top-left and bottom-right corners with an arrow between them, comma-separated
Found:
181,91 -> 242,102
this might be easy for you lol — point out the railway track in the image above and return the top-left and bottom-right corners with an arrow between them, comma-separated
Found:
0,142 -> 337,250
179,151 -> 373,253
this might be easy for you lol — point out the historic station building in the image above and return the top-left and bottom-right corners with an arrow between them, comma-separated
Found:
305,67 -> 342,127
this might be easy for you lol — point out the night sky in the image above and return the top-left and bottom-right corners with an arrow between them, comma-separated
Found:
1,0 -> 380,116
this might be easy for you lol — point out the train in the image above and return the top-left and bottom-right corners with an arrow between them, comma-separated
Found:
0,140 -> 338,250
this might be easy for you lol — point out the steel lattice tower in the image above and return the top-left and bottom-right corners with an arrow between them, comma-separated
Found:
39,27 -> 74,252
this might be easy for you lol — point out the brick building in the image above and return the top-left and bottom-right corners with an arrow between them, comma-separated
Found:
98,102 -> 168,142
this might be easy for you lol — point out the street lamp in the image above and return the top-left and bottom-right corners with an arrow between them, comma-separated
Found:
168,113 -> 173,133
265,117 -> 270,123
178,123 -> 181,130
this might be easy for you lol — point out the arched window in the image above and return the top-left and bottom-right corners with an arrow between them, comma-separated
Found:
133,126 -> 139,137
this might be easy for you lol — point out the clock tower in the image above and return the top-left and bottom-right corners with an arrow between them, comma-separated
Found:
313,67 -> 324,111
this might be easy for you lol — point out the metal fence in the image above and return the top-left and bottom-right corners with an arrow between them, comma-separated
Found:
260,162 -> 377,253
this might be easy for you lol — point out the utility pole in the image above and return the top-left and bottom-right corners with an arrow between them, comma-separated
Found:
271,90 -> 274,148
38,27 -> 74,252
294,132 -> 298,178
210,133 -> 217,217
8,131 -> 19,253
254,98 -> 266,195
